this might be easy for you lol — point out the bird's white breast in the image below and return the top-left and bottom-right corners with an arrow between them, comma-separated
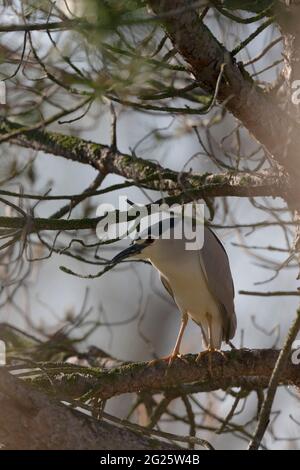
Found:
149,238 -> 221,325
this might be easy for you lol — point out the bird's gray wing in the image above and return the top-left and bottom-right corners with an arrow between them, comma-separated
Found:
199,226 -> 236,342
160,274 -> 175,300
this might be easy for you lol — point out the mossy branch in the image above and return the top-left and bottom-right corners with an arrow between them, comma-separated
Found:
22,349 -> 300,402
0,120 -> 287,199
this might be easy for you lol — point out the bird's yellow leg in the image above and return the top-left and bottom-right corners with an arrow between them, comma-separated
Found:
166,312 -> 188,367
196,313 -> 214,372
196,313 -> 226,373
196,313 -> 213,355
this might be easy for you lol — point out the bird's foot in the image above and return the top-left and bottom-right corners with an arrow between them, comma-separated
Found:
196,348 -> 213,363
146,358 -> 161,367
196,348 -> 226,376
165,353 -> 189,368
162,353 -> 188,377
146,353 -> 188,369
196,348 -> 226,362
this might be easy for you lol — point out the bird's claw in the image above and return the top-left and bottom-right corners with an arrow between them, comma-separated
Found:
196,348 -> 212,363
146,353 -> 188,369
196,348 -> 227,363
166,353 -> 189,367
196,349 -> 227,376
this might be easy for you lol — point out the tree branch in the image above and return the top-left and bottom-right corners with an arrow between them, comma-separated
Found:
26,349 -> 300,402
0,121 -> 286,199
248,308 -> 300,450
0,368 -> 179,450
149,0 -> 300,182
0,20 -> 81,33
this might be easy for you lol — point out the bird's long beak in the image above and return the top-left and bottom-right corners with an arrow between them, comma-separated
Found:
112,243 -> 142,263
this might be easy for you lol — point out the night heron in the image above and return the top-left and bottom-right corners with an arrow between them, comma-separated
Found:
112,223 -> 236,363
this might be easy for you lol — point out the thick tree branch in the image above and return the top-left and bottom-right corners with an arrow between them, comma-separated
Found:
0,368 -> 179,450
0,121 -> 286,200
0,215 -> 101,232
149,1 -> 300,184
27,349 -> 300,401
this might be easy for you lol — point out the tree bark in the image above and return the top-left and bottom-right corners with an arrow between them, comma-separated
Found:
0,368 -> 179,450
